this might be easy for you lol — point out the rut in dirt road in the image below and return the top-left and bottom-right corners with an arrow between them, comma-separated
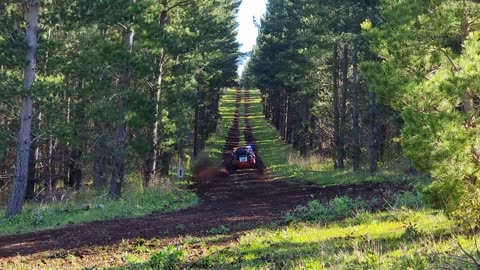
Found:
0,89 -> 407,259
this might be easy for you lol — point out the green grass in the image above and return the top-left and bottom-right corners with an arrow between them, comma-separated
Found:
188,208 -> 468,269
0,174 -> 198,236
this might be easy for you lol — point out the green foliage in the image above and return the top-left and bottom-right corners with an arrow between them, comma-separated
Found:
363,0 -> 480,227
148,246 -> 184,270
1,0 -> 240,215
285,196 -> 366,223
209,225 -> 231,235
393,191 -> 427,210
396,252 -> 429,270
401,222 -> 424,241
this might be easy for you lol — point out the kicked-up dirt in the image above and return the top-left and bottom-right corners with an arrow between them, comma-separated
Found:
0,89 -> 409,266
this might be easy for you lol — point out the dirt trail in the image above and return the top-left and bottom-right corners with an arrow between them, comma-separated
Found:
0,89 -> 407,260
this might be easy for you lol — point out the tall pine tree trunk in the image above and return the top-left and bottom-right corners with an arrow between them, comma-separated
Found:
301,103 -> 309,154
368,91 -> 378,174
7,0 -> 40,218
26,136 -> 38,200
193,103 -> 200,158
46,136 -> 56,192
145,5 -> 170,186
284,91 -> 289,141
145,53 -> 167,187
309,112 -> 315,151
332,43 -> 342,169
339,44 -> 349,168
26,104 -> 40,200
93,131 -> 107,189
109,0 -> 135,199
352,40 -> 361,171
69,148 -> 82,191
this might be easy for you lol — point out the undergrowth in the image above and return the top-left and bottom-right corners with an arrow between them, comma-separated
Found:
284,196 -> 367,223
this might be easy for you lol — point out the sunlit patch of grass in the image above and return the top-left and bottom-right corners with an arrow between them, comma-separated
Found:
187,207 -> 480,269
0,175 -> 198,236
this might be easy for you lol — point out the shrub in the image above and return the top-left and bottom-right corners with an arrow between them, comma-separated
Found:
149,246 -> 184,270
451,186 -> 480,231
285,196 -> 366,223
209,225 -> 231,235
401,222 -> 424,240
396,253 -> 428,270
329,196 -> 366,218
393,191 -> 426,209
421,180 -> 462,211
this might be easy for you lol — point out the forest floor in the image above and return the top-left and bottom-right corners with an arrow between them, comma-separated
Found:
0,89 -> 411,269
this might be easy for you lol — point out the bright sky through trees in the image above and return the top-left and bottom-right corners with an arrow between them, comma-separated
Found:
236,0 -> 268,74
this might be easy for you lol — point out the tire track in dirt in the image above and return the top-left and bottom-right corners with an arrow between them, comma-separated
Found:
0,89 -> 410,261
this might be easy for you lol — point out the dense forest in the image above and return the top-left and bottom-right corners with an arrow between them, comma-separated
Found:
243,0 -> 480,226
4,0 -> 480,268
0,0 -> 239,217
2,0 -> 480,233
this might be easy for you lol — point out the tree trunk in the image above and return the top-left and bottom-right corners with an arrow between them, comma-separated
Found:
352,40 -> 361,171
145,53 -> 167,187
93,132 -> 107,189
193,104 -> 200,158
69,148 -> 82,191
158,151 -> 171,177
109,0 -> 135,200
63,95 -> 71,188
284,91 -> 289,141
46,136 -> 56,192
332,43 -> 342,169
26,137 -> 38,200
26,104 -> 40,200
7,0 -> 40,218
309,113 -> 315,151
368,91 -> 378,174
339,44 -> 348,168
145,4 -> 170,187
301,103 -> 309,154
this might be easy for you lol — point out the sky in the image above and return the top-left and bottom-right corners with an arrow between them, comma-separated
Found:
236,0 -> 268,75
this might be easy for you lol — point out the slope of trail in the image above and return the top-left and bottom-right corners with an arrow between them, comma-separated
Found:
0,89 -> 406,260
